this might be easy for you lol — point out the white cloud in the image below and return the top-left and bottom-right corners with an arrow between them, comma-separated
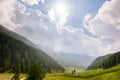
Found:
13,3 -> 101,56
48,9 -> 55,22
1,0 -> 120,57
85,0 -> 120,54
88,0 -> 120,38
83,13 -> 92,24
12,2 -> 61,50
22,0 -> 45,5
54,27 -> 101,56
0,0 -> 17,30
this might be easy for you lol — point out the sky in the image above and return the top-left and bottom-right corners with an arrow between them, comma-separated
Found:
0,0 -> 120,57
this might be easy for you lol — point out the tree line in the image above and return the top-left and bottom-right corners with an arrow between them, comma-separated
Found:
87,52 -> 120,70
12,63 -> 45,80
0,29 -> 64,73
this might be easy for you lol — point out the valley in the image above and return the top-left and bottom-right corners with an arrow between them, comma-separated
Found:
1,0 -> 120,80
0,64 -> 120,80
0,24 -> 120,80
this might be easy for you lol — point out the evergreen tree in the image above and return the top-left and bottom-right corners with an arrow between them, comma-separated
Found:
27,64 -> 45,80
11,64 -> 21,80
87,52 -> 120,70
72,69 -> 76,74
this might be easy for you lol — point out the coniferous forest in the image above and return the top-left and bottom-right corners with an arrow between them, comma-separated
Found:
87,52 -> 120,70
0,25 -> 64,73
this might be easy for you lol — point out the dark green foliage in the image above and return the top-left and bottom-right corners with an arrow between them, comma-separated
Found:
87,54 -> 112,70
72,69 -> 76,74
11,64 -> 21,80
102,52 -> 120,69
27,64 -> 45,80
0,25 -> 64,73
87,52 -> 120,70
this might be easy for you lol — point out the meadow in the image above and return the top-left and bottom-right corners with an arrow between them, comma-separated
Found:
0,65 -> 120,80
44,64 -> 120,80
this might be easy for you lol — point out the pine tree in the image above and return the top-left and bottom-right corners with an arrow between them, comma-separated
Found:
27,64 -> 45,80
11,64 -> 21,80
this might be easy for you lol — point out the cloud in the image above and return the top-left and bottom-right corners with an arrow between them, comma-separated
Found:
0,0 -> 17,30
13,2 -> 101,56
83,13 -> 92,25
53,26 -> 101,56
88,0 -> 120,38
12,1 -> 61,50
22,0 -> 45,5
103,41 -> 120,54
1,0 -> 120,57
85,0 -> 120,54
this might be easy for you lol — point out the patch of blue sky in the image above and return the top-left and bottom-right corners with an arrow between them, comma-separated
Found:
66,0 -> 106,27
22,0 -> 106,38
65,0 -> 106,37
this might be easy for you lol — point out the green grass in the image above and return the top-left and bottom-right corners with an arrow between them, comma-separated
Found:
44,64 -> 120,80
0,65 -> 120,80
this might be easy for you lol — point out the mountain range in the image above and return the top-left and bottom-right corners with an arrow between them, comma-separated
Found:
38,46 -> 95,69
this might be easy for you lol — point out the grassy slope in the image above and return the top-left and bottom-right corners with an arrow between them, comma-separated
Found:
44,64 -> 120,80
0,65 -> 120,80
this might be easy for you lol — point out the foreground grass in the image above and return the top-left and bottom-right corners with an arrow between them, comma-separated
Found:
0,65 -> 120,80
44,64 -> 120,80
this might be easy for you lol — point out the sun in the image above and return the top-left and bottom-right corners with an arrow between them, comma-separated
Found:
53,2 -> 68,16
52,1 -> 69,18
49,1 -> 70,26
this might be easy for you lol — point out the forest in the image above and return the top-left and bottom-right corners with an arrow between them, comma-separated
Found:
0,25 -> 64,73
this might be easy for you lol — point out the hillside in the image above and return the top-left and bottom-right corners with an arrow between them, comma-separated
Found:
0,25 -> 37,48
87,52 -> 120,70
38,46 -> 95,69
43,64 -> 120,80
0,25 -> 64,73
48,52 -> 95,69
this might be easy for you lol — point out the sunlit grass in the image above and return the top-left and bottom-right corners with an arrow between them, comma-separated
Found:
44,64 -> 120,80
0,65 -> 120,80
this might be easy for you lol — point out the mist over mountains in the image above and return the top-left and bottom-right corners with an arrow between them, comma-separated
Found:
38,46 -> 96,69
49,52 -> 95,69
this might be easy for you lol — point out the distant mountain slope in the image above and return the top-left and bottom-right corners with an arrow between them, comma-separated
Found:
42,48 -> 95,69
87,54 -> 112,70
0,25 -> 64,73
87,52 -> 120,70
0,25 -> 37,48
